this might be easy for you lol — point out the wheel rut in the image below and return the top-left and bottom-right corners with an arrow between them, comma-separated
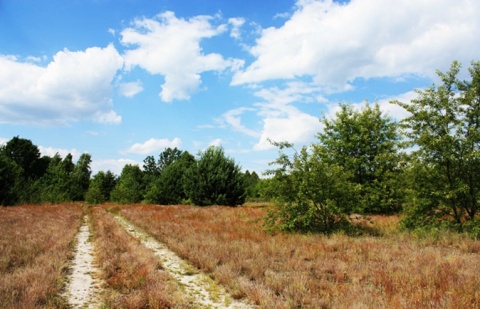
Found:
64,215 -> 102,308
113,214 -> 256,309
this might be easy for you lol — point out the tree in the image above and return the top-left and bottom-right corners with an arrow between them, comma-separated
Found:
111,164 -> 144,204
85,170 -> 117,204
38,154 -> 75,203
184,146 -> 245,206
317,102 -> 403,214
243,170 -> 261,201
264,142 -> 358,233
145,151 -> 195,204
2,136 -> 43,180
70,153 -> 92,201
393,60 -> 480,232
157,147 -> 183,173
0,155 -> 22,205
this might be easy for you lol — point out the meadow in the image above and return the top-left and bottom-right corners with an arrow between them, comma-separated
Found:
1,203 -> 479,308
0,204 -> 82,308
120,204 -> 480,308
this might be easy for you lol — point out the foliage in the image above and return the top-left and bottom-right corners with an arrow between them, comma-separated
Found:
243,170 -> 261,201
264,142 -> 358,233
38,154 -> 75,203
318,102 -> 404,214
144,151 -> 195,204
0,155 -> 22,206
1,136 -> 44,180
70,153 -> 92,201
85,170 -> 117,204
394,60 -> 480,232
111,164 -> 144,204
184,146 -> 245,206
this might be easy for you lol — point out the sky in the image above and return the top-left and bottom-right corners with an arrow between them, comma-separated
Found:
1,0 -> 479,176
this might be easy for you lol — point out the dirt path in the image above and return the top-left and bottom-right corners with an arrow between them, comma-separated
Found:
113,214 -> 256,309
64,215 -> 102,308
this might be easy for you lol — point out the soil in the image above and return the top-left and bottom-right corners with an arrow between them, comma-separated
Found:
63,216 -> 102,308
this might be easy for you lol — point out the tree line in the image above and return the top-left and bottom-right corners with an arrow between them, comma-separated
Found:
0,141 -> 261,207
1,60 -> 479,236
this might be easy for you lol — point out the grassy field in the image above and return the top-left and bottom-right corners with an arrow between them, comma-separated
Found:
1,203 -> 479,308
120,204 -> 480,308
90,205 -> 189,308
0,204 -> 82,308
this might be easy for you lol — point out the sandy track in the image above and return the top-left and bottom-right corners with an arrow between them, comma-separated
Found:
113,214 -> 256,309
64,216 -> 102,308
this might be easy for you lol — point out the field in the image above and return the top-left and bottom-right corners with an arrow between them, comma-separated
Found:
0,204 -> 82,308
1,203 -> 480,308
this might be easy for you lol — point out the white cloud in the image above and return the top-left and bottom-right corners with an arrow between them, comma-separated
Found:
253,82 -> 323,150
232,0 -> 480,87
218,107 -> 260,138
124,137 -> 182,155
209,138 -> 223,147
253,105 -> 321,151
228,17 -> 245,39
121,11 -> 242,102
91,158 -> 140,176
0,44 -> 124,125
119,80 -> 143,98
38,146 -> 80,161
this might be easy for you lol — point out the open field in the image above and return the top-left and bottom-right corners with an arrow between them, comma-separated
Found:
120,204 -> 480,308
90,205 -> 191,308
1,203 -> 480,308
0,204 -> 82,308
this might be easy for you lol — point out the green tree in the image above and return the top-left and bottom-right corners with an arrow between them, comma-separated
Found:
0,155 -> 22,205
184,146 -> 245,206
158,147 -> 183,173
70,153 -> 92,201
111,164 -> 144,204
145,151 -> 195,204
264,142 -> 358,233
39,154 -> 75,203
243,170 -> 261,201
393,60 -> 480,232
2,136 -> 43,180
318,102 -> 403,214
85,170 -> 117,204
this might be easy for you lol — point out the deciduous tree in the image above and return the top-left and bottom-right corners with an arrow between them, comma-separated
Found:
393,61 -> 480,232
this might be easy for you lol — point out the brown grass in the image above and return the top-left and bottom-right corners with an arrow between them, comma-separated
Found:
120,204 -> 480,309
0,204 -> 82,309
90,206 -> 190,308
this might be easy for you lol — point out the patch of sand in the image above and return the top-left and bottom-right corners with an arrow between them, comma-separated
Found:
64,216 -> 102,308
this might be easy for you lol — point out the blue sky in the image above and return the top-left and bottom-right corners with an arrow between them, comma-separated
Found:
1,0 -> 479,175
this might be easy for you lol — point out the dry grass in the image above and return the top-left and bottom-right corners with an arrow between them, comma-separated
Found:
0,204 -> 82,309
120,204 -> 480,309
90,206 -> 190,308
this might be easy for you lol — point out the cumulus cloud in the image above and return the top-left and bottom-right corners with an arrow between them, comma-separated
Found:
38,146 -> 80,161
119,80 -> 143,98
121,11 -> 243,102
0,44 -> 124,125
228,17 -> 245,39
124,137 -> 182,155
232,0 -> 480,87
91,158 -> 141,176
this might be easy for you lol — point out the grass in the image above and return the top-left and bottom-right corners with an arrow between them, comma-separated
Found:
90,205 -> 190,308
0,204 -> 82,309
2,203 -> 479,308
120,204 -> 480,309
